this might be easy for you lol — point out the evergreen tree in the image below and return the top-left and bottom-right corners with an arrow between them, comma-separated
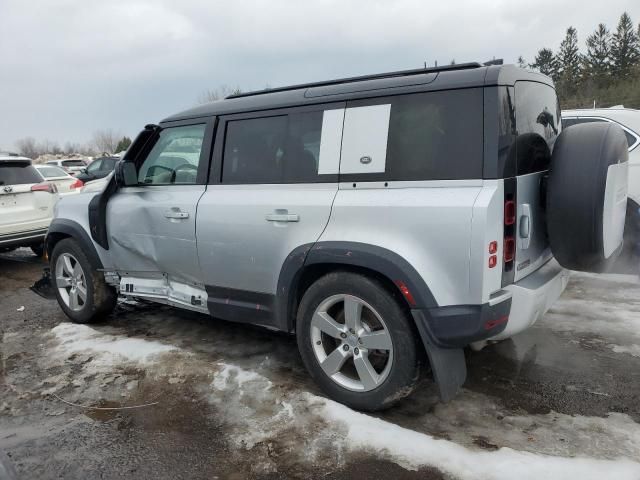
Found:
530,48 -> 558,79
584,23 -> 612,82
611,12 -> 640,77
557,27 -> 582,82
115,136 -> 132,153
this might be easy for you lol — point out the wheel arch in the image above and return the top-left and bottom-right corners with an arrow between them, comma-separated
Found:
276,241 -> 438,333
46,219 -> 104,269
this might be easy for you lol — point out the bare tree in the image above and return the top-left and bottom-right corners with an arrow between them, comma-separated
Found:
92,129 -> 120,155
197,85 -> 242,104
15,137 -> 38,159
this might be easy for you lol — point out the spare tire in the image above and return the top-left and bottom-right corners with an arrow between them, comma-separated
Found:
546,122 -> 629,272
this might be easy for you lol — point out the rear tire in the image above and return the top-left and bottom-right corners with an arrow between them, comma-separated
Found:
296,272 -> 421,411
50,238 -> 117,323
30,243 -> 44,257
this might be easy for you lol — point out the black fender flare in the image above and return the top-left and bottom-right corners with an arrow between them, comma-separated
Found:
45,219 -> 104,269
275,241 -> 438,332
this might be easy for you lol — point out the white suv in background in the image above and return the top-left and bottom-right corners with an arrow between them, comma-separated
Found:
562,107 -> 640,258
0,155 -> 59,256
45,158 -> 87,176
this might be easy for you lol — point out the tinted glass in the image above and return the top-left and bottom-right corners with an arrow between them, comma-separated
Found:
562,117 -> 638,149
515,81 -> 560,174
62,160 -> 86,167
101,158 -> 118,170
37,165 -> 68,178
86,160 -> 102,173
138,124 -> 206,185
222,111 -> 323,184
624,131 -> 637,148
0,161 -> 43,185
384,89 -> 483,180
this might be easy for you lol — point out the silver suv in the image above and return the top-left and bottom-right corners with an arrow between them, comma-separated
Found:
44,63 -> 629,411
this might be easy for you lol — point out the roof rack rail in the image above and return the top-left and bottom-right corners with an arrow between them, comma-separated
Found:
226,62 -> 483,100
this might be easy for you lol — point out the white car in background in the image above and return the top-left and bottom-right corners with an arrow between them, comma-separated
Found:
0,155 -> 59,256
35,165 -> 83,196
45,158 -> 87,176
562,107 -> 640,258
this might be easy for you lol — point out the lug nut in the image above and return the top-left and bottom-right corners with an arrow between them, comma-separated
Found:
358,338 -> 363,344
354,348 -> 359,355
340,332 -> 347,339
343,344 -> 349,351
349,329 -> 355,334
316,341 -> 322,345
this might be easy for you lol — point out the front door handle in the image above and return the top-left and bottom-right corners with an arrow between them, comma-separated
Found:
265,210 -> 299,222
164,208 -> 189,220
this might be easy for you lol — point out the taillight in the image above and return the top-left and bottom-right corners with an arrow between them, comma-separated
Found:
71,179 -> 84,189
504,200 -> 516,225
503,236 -> 515,262
31,182 -> 57,194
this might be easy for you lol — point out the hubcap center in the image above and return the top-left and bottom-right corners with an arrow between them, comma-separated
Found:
346,334 -> 359,348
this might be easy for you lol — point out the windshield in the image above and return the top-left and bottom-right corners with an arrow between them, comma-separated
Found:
61,160 -> 86,167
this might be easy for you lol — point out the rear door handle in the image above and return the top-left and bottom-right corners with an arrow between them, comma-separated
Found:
265,210 -> 299,222
519,203 -> 531,249
164,208 -> 189,219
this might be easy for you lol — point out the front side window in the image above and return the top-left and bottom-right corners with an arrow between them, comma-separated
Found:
222,111 -> 324,184
515,81 -> 560,175
138,124 -> 206,185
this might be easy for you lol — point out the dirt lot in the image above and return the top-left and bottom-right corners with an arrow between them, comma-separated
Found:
1,248 -> 640,480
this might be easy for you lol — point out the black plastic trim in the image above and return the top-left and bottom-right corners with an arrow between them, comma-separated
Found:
46,219 -> 104,269
205,285 -> 277,327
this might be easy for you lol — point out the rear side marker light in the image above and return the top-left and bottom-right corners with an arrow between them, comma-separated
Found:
484,315 -> 509,330
504,200 -> 516,226
488,241 -> 498,254
31,182 -> 57,194
488,255 -> 497,268
504,236 -> 515,262
394,280 -> 417,307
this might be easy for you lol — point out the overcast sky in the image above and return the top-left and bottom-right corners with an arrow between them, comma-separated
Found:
0,0 -> 637,151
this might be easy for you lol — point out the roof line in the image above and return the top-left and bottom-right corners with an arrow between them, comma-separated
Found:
226,62 -> 483,100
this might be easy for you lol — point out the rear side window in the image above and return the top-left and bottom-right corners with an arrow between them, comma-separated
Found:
515,81 -> 560,175
0,161 -> 43,185
222,110 -> 326,184
340,89 -> 484,180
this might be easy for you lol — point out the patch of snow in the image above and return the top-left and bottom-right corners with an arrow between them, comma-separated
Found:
611,344 -> 640,357
51,323 -> 178,366
318,397 -> 640,480
571,272 -> 639,285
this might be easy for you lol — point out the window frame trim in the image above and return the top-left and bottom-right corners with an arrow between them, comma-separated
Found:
132,117 -> 216,187
210,102 -> 346,185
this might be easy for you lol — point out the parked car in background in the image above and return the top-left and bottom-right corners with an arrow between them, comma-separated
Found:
35,165 -> 83,196
562,107 -> 640,259
45,158 -> 87,176
1,155 -> 58,256
74,156 -> 118,184
81,172 -> 112,193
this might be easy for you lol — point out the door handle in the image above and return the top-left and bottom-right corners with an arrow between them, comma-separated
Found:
519,203 -> 531,249
265,210 -> 299,222
164,208 -> 189,219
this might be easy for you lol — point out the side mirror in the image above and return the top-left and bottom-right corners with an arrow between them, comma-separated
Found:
114,160 -> 137,188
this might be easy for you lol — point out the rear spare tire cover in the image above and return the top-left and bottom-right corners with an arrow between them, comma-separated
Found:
547,122 -> 629,272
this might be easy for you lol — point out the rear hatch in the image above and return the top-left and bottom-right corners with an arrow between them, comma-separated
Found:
510,81 -> 560,282
61,159 -> 87,175
0,160 -> 53,234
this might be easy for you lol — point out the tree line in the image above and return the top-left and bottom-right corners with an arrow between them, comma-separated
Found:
524,11 -> 640,108
15,130 -> 132,160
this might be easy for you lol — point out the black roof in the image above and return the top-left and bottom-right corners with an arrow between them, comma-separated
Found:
161,63 -> 553,124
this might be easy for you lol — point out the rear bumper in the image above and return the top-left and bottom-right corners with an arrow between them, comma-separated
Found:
0,228 -> 48,248
490,258 -> 569,340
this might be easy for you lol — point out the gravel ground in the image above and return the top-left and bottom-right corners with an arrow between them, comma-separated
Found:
1,248 -> 640,479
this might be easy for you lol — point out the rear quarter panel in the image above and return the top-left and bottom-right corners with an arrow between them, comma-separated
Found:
318,180 -> 485,306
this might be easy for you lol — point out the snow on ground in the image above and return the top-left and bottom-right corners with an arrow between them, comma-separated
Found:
50,323 -> 179,367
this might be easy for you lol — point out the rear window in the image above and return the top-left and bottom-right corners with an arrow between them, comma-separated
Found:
562,117 -> 638,150
0,161 -> 43,186
37,165 -> 68,178
515,81 -> 560,175
61,160 -> 86,167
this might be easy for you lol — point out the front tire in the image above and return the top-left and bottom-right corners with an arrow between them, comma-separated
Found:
50,238 -> 117,323
296,272 -> 421,411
